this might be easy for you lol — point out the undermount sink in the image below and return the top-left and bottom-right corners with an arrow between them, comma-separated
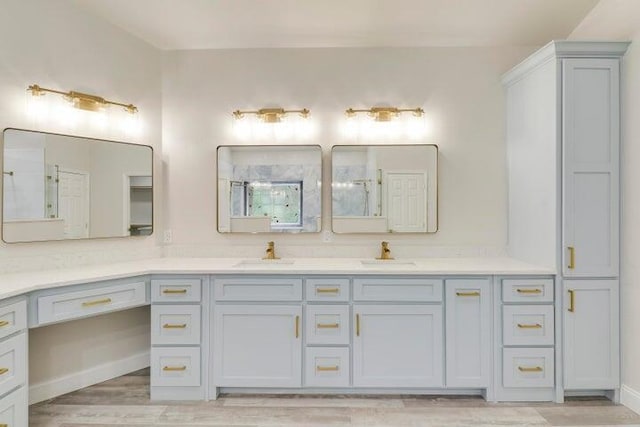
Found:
234,259 -> 296,267
360,260 -> 416,267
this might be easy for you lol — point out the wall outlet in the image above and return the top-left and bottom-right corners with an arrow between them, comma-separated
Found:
163,229 -> 172,244
322,230 -> 332,243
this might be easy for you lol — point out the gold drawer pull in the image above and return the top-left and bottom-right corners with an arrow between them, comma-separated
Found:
456,291 -> 480,297
163,365 -> 187,371
517,323 -> 543,329
516,288 -> 542,294
163,323 -> 187,329
0,423 -> 7,427
356,313 -> 360,337
0,368 -> 8,375
163,289 -> 187,294
316,287 -> 340,294
82,298 -> 112,307
518,366 -> 543,373
316,365 -> 339,372
317,323 -> 340,329
295,315 -> 300,338
0,320 -> 9,327
568,289 -> 575,313
568,246 -> 576,269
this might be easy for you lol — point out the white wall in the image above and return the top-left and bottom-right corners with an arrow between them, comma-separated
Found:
162,46 -> 536,259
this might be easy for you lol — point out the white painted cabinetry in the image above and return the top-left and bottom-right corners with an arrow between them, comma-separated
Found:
0,298 -> 28,427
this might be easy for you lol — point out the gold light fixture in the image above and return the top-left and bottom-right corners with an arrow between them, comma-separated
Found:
233,107 -> 310,123
27,84 -> 138,114
345,106 -> 424,122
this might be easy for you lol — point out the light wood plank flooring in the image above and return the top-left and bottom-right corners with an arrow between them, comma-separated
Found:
29,370 -> 640,426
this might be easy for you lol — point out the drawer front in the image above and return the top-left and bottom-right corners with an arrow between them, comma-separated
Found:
214,278 -> 302,301
305,347 -> 350,387
0,301 -> 27,342
0,386 -> 27,427
503,347 -> 554,388
503,305 -> 554,346
151,279 -> 202,303
305,278 -> 350,302
151,305 -> 201,345
354,278 -> 443,302
305,305 -> 350,345
151,347 -> 201,387
0,333 -> 27,398
37,281 -> 147,325
502,278 -> 554,303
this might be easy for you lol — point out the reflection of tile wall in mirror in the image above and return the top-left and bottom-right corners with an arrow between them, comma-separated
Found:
2,128 -> 153,243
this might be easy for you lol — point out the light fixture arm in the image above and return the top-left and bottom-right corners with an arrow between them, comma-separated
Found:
345,106 -> 424,122
233,107 -> 310,123
28,84 -> 138,114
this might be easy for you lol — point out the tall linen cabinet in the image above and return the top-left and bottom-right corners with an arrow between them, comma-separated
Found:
503,41 -> 629,400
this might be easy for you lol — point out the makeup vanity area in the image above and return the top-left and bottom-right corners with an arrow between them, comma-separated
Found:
0,40 -> 628,426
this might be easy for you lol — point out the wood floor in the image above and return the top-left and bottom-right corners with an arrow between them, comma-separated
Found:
29,370 -> 640,426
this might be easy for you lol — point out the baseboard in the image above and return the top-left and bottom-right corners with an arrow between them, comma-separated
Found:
621,384 -> 640,415
28,351 -> 150,405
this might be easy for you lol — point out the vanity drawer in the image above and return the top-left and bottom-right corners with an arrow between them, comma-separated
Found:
503,348 -> 554,388
0,386 -> 27,427
151,279 -> 202,303
37,281 -> 147,325
502,279 -> 554,303
305,278 -> 350,302
305,347 -> 350,387
354,278 -> 443,302
151,305 -> 201,345
503,305 -> 554,346
214,277 -> 302,301
151,347 -> 201,387
305,305 -> 350,345
0,333 -> 27,398
0,301 -> 26,342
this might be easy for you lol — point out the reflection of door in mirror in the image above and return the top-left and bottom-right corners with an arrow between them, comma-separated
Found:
125,176 -> 152,236
58,169 -> 90,239
385,171 -> 427,233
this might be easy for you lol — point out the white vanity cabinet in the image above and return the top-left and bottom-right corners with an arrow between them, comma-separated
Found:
0,298 -> 28,427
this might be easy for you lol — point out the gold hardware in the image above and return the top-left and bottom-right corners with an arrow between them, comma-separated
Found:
568,289 -> 575,313
0,368 -> 8,375
317,323 -> 340,329
356,314 -> 360,337
0,320 -> 9,328
518,366 -> 543,373
345,106 -> 424,122
376,241 -> 394,260
316,365 -> 340,372
163,289 -> 187,294
82,298 -> 112,307
316,287 -> 340,294
163,366 -> 187,371
295,315 -> 300,338
263,241 -> 280,260
517,323 -> 543,329
163,323 -> 187,329
0,423 -> 7,427
233,107 -> 310,123
28,84 -> 138,114
568,246 -> 576,269
3,171 -> 13,176
516,288 -> 542,294
456,291 -> 480,297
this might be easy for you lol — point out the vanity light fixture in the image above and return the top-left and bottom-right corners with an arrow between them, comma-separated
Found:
27,84 -> 138,115
345,106 -> 424,122
232,107 -> 310,123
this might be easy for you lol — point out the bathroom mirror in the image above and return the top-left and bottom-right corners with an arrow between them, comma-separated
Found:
332,144 -> 438,233
217,145 -> 322,233
2,128 -> 153,243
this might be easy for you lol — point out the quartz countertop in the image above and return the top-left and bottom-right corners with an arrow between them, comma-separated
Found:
0,257 -> 555,300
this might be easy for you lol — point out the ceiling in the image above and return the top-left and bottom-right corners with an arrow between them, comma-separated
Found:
71,0 -> 601,50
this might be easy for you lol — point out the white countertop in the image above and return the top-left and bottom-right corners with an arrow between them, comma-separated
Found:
0,257 -> 555,301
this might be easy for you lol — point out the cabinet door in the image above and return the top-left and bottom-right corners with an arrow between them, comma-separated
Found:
562,58 -> 619,277
213,305 -> 302,387
445,279 -> 491,387
353,305 -> 443,387
564,280 -> 619,389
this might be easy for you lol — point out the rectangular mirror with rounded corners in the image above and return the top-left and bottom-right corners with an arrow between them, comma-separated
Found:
2,128 -> 153,243
217,145 -> 322,233
332,144 -> 438,233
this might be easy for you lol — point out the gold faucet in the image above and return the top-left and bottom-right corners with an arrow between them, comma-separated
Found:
376,241 -> 394,260
263,241 -> 280,260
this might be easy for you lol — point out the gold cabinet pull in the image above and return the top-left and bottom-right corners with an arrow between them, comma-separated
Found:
0,320 -> 9,328
317,323 -> 339,329
517,323 -> 543,329
518,366 -> 543,373
295,315 -> 300,338
316,287 -> 340,294
456,291 -> 480,297
0,423 -> 7,427
163,365 -> 187,371
516,288 -> 542,294
356,313 -> 360,337
163,289 -> 187,294
0,368 -> 8,375
163,323 -> 187,329
316,365 -> 339,372
568,246 -> 576,269
568,289 -> 575,313
82,297 -> 112,307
